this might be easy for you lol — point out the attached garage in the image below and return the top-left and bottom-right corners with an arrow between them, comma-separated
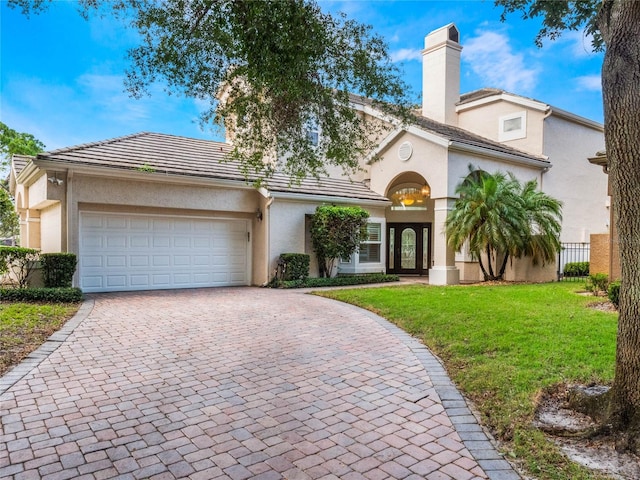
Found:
79,212 -> 250,292
12,132 -> 390,291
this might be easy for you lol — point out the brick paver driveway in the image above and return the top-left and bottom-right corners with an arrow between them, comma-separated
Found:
1,288 -> 518,480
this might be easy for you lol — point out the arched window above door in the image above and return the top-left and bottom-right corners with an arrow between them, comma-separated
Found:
389,184 -> 431,211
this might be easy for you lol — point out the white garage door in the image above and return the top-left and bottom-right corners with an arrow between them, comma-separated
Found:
79,212 -> 250,292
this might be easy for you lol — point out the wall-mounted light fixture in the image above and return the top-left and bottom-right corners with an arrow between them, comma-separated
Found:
47,174 -> 63,185
256,208 -> 263,221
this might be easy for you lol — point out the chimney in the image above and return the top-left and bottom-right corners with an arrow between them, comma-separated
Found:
422,24 -> 462,125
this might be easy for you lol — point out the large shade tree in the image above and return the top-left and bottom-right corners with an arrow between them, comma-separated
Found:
0,122 -> 45,169
0,122 -> 46,240
9,0 -> 412,182
445,168 -> 561,281
496,0 -> 640,453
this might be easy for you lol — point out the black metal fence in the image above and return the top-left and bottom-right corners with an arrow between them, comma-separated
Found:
557,242 -> 590,281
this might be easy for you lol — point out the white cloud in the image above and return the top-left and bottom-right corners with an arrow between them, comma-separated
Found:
390,48 -> 422,63
576,75 -> 602,92
562,30 -> 598,58
77,73 -> 151,123
463,30 -> 540,93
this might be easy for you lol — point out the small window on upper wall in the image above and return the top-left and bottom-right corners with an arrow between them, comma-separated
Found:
499,111 -> 527,142
305,119 -> 320,146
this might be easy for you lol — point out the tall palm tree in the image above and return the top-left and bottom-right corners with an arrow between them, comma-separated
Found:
513,179 -> 563,266
445,167 -> 562,281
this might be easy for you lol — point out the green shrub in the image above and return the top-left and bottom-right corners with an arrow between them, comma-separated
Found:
0,287 -> 83,303
276,273 -> 399,289
310,205 -> 369,278
586,273 -> 609,295
279,253 -> 310,281
563,261 -> 589,277
0,247 -> 40,288
41,253 -> 78,288
608,281 -> 620,309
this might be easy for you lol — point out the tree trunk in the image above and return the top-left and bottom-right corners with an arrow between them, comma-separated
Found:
599,0 -> 640,453
486,245 -> 495,279
478,256 -> 490,281
497,252 -> 509,280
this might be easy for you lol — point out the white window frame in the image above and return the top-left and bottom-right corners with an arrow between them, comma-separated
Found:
358,222 -> 382,264
305,118 -> 320,146
498,111 -> 527,142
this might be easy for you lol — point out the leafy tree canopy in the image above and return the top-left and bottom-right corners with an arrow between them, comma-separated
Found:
0,188 -> 19,239
0,122 -> 46,168
9,0 -> 413,182
495,0 -> 604,49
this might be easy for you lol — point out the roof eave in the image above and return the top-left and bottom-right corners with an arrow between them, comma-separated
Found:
550,107 -> 604,131
265,189 -> 391,206
456,91 -> 549,113
588,153 -> 608,173
32,158 -> 258,191
365,125 -> 449,165
449,141 -> 551,170
15,159 -> 42,187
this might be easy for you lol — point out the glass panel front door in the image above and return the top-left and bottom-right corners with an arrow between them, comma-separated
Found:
388,228 -> 395,269
401,228 -> 416,269
387,223 -> 431,275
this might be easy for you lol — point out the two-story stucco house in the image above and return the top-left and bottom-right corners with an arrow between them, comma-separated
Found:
10,23 -> 608,292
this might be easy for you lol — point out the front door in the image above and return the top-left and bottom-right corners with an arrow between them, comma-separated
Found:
387,223 -> 431,275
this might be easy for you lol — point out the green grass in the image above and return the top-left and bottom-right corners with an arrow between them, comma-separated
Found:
0,302 -> 80,375
317,282 -> 617,480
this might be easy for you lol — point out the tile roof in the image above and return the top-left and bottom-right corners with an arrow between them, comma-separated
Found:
36,132 -> 388,203
11,155 -> 32,177
458,88 -> 506,104
347,91 -> 547,164
412,114 -> 548,163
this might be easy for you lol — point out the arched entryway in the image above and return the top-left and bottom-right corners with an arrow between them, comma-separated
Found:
386,174 -> 433,276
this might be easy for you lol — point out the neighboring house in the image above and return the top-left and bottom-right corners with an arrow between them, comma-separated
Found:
10,23 -> 608,292
588,151 -> 620,280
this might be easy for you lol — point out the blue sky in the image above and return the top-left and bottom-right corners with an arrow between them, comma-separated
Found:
1,0 -> 604,152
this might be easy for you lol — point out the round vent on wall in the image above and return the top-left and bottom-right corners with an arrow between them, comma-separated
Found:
398,141 -> 413,161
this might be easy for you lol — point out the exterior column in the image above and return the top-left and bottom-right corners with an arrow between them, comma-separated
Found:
429,197 -> 459,285
24,210 -> 41,249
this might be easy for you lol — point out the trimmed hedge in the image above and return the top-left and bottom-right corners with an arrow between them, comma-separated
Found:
275,273 -> 399,289
563,261 -> 589,277
41,253 -> 77,288
0,287 -> 83,303
279,253 -> 310,281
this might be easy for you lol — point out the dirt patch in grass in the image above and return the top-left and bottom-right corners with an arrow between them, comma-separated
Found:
535,385 -> 640,480
589,301 -> 617,313
0,302 -> 80,376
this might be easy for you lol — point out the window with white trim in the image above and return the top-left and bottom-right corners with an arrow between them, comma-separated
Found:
359,223 -> 381,263
499,111 -> 527,141
305,119 -> 320,146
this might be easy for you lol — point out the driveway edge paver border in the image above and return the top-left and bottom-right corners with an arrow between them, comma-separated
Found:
334,299 -> 522,480
0,299 -> 95,397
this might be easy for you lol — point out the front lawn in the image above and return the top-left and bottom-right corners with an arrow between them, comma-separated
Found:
0,302 -> 80,376
317,282 -> 617,480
